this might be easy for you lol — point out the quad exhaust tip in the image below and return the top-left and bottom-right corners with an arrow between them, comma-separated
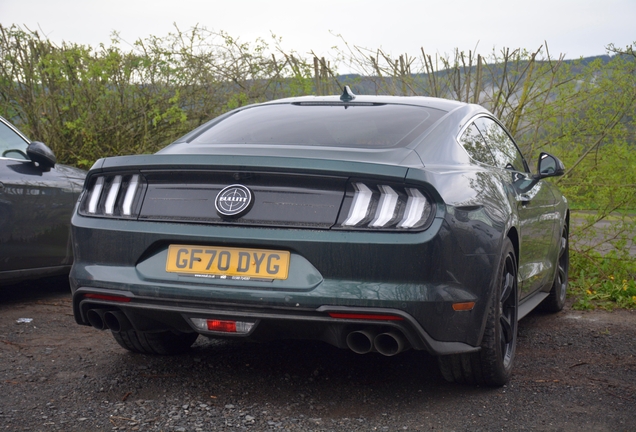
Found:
86,309 -> 132,332
374,331 -> 408,356
346,329 -> 410,356
103,310 -> 132,332
346,329 -> 377,354
86,308 -> 108,330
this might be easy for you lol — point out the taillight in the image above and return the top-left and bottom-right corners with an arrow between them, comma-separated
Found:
340,182 -> 433,230
80,174 -> 144,218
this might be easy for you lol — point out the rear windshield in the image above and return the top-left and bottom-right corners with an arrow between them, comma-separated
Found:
190,103 -> 446,149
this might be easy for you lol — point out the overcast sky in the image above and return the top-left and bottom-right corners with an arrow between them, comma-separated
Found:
1,0 -> 633,61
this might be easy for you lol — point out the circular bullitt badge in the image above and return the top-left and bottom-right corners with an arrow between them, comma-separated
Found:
215,184 -> 253,218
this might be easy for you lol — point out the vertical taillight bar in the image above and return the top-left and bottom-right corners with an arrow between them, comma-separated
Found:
104,175 -> 122,215
342,183 -> 373,227
397,188 -> 428,228
87,177 -> 104,214
122,175 -> 139,216
370,185 -> 399,228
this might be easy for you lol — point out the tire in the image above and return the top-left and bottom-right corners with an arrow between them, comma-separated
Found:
540,224 -> 569,313
438,238 -> 518,386
111,329 -> 199,355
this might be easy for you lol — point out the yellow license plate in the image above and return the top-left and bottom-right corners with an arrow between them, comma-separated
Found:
166,245 -> 290,280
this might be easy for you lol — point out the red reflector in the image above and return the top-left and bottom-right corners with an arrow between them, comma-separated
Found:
84,293 -> 131,302
207,320 -> 237,333
328,312 -> 404,321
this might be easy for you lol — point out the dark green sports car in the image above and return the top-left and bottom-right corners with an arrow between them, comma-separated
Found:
70,88 -> 569,386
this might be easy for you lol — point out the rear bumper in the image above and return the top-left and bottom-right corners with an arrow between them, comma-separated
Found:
72,286 -> 480,356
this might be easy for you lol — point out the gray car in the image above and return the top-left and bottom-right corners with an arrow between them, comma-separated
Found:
0,116 -> 85,285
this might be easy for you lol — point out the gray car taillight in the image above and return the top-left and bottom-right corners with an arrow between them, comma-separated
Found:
341,182 -> 432,230
82,174 -> 142,218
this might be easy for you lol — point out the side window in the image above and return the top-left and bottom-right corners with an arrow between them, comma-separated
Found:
0,120 -> 29,160
474,117 -> 527,172
458,122 -> 496,165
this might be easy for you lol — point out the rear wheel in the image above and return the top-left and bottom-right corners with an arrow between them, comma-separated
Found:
111,329 -> 199,355
540,224 -> 569,312
438,238 -> 518,386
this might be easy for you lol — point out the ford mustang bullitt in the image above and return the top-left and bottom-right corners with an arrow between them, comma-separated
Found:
70,87 -> 569,386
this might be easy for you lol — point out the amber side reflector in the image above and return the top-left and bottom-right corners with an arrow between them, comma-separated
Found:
328,312 -> 404,321
452,302 -> 475,311
84,293 -> 131,303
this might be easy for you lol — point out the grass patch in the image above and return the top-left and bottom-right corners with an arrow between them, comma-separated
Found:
569,249 -> 636,310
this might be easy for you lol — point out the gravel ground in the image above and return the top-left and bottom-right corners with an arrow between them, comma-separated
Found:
1,276 -> 635,431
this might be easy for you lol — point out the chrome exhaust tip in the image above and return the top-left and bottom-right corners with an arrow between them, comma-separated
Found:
374,331 -> 409,356
86,309 -> 108,330
103,310 -> 132,332
346,329 -> 376,354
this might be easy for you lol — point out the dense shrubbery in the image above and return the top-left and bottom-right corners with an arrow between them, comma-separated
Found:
1,24 -> 634,308
0,25 -> 317,166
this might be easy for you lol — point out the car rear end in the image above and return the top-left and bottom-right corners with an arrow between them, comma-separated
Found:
70,151 -> 499,357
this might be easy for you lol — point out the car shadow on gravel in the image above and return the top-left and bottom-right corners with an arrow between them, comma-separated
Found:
0,275 -> 71,304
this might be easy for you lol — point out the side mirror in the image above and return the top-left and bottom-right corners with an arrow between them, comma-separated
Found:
534,152 -> 565,179
26,141 -> 57,170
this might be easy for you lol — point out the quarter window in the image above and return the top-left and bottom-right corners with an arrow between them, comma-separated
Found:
458,122 -> 496,165
474,117 -> 527,172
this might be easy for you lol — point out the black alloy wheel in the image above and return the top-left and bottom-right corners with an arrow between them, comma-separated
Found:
498,248 -> 518,372
438,238 -> 518,386
541,223 -> 569,312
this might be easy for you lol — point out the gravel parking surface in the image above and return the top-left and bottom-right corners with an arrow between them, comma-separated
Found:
1,276 -> 635,431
